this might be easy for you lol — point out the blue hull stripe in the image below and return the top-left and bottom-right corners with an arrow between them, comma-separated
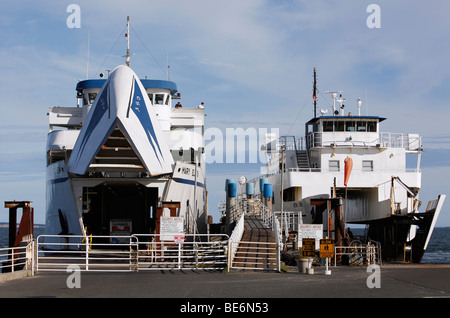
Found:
173,177 -> 205,189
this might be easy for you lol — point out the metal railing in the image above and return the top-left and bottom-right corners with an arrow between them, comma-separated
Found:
0,241 -> 35,274
334,240 -> 381,266
36,234 -> 228,272
133,234 -> 228,271
306,131 -> 422,151
228,213 -> 245,270
37,235 -> 139,272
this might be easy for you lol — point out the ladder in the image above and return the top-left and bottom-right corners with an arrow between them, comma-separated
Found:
296,150 -> 310,170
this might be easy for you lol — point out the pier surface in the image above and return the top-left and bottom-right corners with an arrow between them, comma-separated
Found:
0,264 -> 449,300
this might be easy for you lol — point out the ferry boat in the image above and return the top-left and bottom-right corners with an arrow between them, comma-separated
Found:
45,18 -> 207,242
250,68 -> 445,263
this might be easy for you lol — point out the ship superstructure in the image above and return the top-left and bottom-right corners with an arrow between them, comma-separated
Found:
249,68 -> 445,263
45,19 -> 207,241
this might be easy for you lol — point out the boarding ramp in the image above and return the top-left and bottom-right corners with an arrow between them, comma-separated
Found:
226,198 -> 281,271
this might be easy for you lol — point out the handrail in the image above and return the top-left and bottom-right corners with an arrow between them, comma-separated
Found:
306,131 -> 422,151
333,240 -> 382,266
0,241 -> 35,275
228,213 -> 245,271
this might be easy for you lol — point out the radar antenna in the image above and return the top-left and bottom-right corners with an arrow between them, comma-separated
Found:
357,98 -> 362,116
325,91 -> 343,116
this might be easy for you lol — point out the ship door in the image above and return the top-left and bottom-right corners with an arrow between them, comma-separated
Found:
82,184 -> 158,237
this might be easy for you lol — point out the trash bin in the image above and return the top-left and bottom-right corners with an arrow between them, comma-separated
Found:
297,258 -> 309,274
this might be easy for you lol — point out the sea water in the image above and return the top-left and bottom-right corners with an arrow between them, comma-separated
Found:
421,227 -> 450,264
0,226 -> 449,263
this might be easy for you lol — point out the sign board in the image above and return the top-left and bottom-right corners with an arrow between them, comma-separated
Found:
160,217 -> 184,242
302,238 -> 316,257
320,239 -> 334,258
298,224 -> 323,250
110,219 -> 132,244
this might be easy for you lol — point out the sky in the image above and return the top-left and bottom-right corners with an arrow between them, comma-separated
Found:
1,0 -> 450,227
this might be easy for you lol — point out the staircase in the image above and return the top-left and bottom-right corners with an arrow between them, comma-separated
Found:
296,150 -> 310,170
230,215 -> 278,271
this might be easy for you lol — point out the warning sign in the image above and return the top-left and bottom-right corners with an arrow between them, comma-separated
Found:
320,239 -> 334,258
160,217 -> 184,242
298,224 -> 322,250
302,238 -> 316,257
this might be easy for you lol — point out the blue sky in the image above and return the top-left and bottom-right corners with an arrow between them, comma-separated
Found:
1,0 -> 450,226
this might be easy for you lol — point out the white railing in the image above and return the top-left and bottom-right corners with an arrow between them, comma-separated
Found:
0,242 -> 35,274
334,240 -> 381,266
36,234 -> 228,272
306,132 -> 422,151
133,234 -> 228,271
37,235 -> 139,272
273,213 -> 281,271
228,213 -> 245,271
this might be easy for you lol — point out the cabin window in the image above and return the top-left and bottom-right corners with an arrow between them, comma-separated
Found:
329,160 -> 340,172
323,121 -> 334,132
357,121 -> 367,132
367,121 -> 377,132
154,94 -> 165,104
362,160 -> 373,171
335,121 -> 344,131
345,121 -> 356,131
88,93 -> 97,104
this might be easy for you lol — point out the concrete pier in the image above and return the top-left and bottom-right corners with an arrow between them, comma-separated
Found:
0,264 -> 449,299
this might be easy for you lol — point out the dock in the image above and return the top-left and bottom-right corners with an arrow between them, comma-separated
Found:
1,264 -> 449,299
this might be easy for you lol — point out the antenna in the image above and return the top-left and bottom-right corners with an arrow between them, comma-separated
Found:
86,31 -> 90,79
123,16 -> 134,66
337,94 -> 346,115
167,55 -> 170,80
357,98 -> 362,116
325,91 -> 343,115
313,68 -> 318,118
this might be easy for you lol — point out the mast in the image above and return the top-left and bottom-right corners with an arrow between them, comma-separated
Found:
313,67 -> 317,118
125,16 -> 131,67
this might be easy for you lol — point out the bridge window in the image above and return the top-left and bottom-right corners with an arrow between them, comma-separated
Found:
154,94 -> 165,104
345,121 -> 356,131
88,93 -> 97,104
323,121 -> 334,132
357,121 -> 367,132
367,121 -> 377,132
335,121 -> 344,131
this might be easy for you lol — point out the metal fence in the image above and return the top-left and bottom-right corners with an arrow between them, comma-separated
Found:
133,234 -> 228,271
334,240 -> 381,266
0,242 -> 35,274
36,234 -> 228,272
37,235 -> 139,272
